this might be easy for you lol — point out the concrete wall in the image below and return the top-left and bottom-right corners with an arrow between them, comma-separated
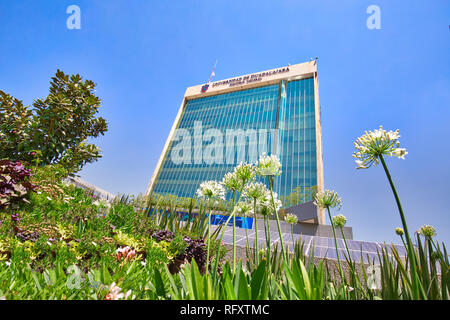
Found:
254,219 -> 353,240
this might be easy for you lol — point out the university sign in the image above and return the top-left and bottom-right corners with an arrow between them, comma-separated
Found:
201,66 -> 290,93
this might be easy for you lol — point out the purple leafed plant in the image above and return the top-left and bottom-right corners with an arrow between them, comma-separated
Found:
152,230 -> 208,274
183,237 -> 207,274
151,229 -> 175,242
0,159 -> 36,208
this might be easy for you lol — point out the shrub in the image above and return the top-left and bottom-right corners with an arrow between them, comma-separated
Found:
168,234 -> 188,257
31,164 -> 69,200
0,70 -> 108,174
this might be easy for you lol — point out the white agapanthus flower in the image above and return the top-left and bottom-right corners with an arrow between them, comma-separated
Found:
221,171 -> 240,191
233,162 -> 256,185
332,214 -> 347,228
196,180 -> 226,201
235,200 -> 254,217
353,125 -> 408,169
313,190 -> 342,210
418,225 -> 436,238
284,213 -> 298,225
242,181 -> 269,201
392,148 -> 408,159
256,153 -> 282,176
259,190 -> 282,215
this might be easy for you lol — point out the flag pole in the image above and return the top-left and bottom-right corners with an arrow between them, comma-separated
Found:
208,60 -> 218,83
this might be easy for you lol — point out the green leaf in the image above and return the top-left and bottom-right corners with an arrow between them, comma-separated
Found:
31,273 -> 42,291
153,267 -> 166,298
250,260 -> 266,299
236,268 -> 250,300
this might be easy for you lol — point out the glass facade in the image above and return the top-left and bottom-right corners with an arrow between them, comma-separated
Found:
152,77 -> 318,207
277,78 -> 318,206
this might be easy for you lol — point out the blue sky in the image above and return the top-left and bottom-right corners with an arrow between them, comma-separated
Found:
1,0 -> 449,245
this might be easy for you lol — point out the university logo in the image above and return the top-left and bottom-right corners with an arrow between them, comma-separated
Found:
201,84 -> 209,93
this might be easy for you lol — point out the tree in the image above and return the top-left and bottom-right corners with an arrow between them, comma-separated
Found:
0,70 -> 108,174
280,185 -> 317,207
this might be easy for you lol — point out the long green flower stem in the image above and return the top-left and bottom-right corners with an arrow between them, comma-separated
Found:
400,235 -> 408,251
291,225 -> 295,245
339,226 -> 363,294
379,155 -> 420,299
340,227 -> 352,266
232,191 -> 237,272
242,212 -> 250,265
264,214 -> 271,271
253,198 -> 259,265
205,200 -> 212,273
426,237 -> 439,295
212,190 -> 243,275
327,207 -> 344,282
244,213 -> 249,249
268,176 -> 287,261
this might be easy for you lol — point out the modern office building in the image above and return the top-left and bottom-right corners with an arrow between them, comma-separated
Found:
146,61 -> 325,223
